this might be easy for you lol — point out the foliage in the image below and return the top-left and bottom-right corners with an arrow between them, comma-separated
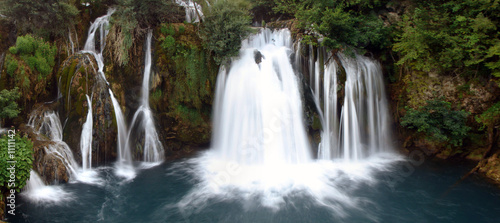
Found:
476,102 -> 500,130
0,132 -> 34,192
0,0 -> 79,39
401,98 -> 470,147
8,35 -> 57,79
110,0 -> 183,65
393,0 -> 500,75
0,88 -> 21,121
200,0 -> 252,64
273,0 -> 390,51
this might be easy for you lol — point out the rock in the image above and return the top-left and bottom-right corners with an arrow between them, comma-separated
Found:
254,50 -> 265,64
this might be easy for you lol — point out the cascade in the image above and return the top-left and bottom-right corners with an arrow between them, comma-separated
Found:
175,0 -> 204,23
81,8 -> 114,83
311,52 -> 393,160
109,89 -> 134,178
127,30 -> 164,163
80,95 -> 93,170
80,9 -> 134,177
28,111 -> 79,179
211,28 -> 311,165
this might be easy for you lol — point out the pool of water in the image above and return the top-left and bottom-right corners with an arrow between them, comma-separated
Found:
10,157 -> 500,223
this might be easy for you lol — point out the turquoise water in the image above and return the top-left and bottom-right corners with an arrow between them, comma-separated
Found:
10,159 -> 500,223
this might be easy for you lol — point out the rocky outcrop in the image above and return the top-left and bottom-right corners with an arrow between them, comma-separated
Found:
58,54 -> 118,166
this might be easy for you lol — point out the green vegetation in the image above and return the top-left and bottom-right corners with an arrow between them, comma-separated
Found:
158,24 -> 216,125
272,0 -> 390,52
9,35 -> 57,78
393,0 -> 500,76
0,88 -> 21,125
200,0 -> 252,64
0,0 -> 78,39
0,132 -> 34,192
476,102 -> 500,130
401,98 -> 470,147
110,0 -> 183,65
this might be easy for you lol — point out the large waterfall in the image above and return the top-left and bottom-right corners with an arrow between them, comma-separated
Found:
178,28 -> 399,214
211,28 -> 311,165
127,30 -> 164,164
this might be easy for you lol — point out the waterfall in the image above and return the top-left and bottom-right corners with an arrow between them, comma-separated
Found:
175,0 -> 203,23
22,170 -> 73,204
315,53 -> 393,161
28,111 -> 79,179
212,28 -> 311,165
81,8 -> 114,83
127,30 -> 164,164
80,95 -> 93,170
109,90 -> 135,179
80,9 -> 134,178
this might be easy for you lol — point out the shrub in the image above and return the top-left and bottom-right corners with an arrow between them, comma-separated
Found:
0,131 -> 34,192
200,0 -> 252,64
0,88 -> 21,121
476,102 -> 500,130
401,98 -> 470,147
9,35 -> 57,79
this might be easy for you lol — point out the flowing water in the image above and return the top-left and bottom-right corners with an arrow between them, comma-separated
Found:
175,0 -> 203,23
109,89 -> 135,179
80,9 -> 134,178
28,111 -> 79,179
127,30 -> 164,164
11,161 -> 500,223
80,95 -> 93,170
14,27 -> 500,222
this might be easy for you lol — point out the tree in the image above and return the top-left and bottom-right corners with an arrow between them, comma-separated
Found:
0,0 -> 79,39
393,0 -> 500,75
200,0 -> 252,64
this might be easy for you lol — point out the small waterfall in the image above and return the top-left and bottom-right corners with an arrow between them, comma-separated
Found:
317,57 -> 339,159
314,53 -> 393,161
81,9 -> 134,178
175,0 -> 203,23
22,170 -> 73,204
127,30 -> 164,164
80,95 -> 93,170
81,8 -> 114,83
212,28 -> 311,165
109,89 -> 135,179
28,111 -> 79,179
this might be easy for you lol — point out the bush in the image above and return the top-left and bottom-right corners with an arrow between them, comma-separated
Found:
0,88 -> 21,122
9,35 -> 57,79
0,131 -> 34,192
476,102 -> 500,130
274,0 -> 390,51
200,0 -> 252,64
401,98 -> 470,147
